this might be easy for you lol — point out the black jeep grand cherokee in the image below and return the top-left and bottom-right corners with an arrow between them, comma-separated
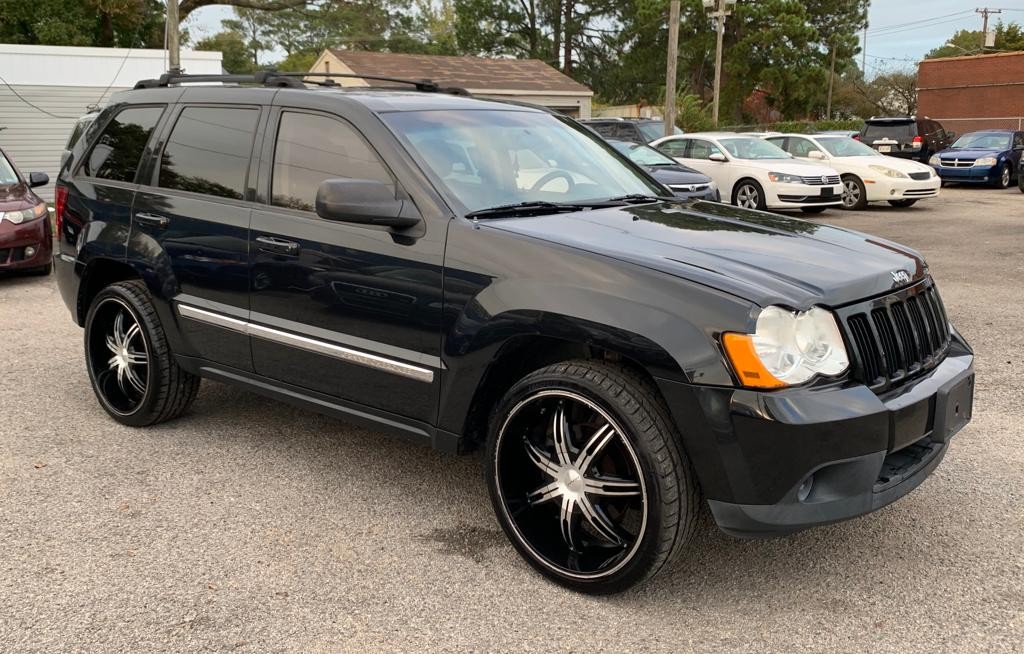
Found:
54,73 -> 974,594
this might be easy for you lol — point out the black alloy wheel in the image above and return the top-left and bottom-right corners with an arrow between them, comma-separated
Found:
487,360 -> 698,593
85,281 -> 200,426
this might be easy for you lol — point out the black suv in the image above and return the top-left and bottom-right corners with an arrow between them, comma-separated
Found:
54,72 -> 975,594
581,117 -> 682,144
860,116 -> 954,163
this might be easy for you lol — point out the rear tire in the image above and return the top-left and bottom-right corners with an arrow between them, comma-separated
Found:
840,175 -> 868,210
486,360 -> 698,594
84,280 -> 200,427
888,199 -> 917,208
732,179 -> 767,210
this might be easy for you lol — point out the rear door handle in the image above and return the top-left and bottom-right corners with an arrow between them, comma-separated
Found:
255,235 -> 300,256
136,212 -> 170,229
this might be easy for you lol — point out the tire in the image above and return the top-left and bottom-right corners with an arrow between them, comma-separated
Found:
732,179 -> 767,210
993,163 -> 1012,189
486,360 -> 698,594
84,280 -> 200,427
800,206 -> 828,214
888,199 -> 917,208
840,175 -> 868,210
31,261 -> 53,276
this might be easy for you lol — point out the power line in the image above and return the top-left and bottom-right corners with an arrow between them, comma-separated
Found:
0,74 -> 79,119
95,48 -> 132,106
867,10 -> 974,35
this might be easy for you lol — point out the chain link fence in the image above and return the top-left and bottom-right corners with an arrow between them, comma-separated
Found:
934,117 -> 1024,136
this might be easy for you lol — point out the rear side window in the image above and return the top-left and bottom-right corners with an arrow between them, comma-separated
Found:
271,111 -> 394,212
82,106 -> 163,182
658,139 -> 688,157
158,106 -> 259,200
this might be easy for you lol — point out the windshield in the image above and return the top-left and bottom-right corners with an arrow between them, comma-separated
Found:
383,110 -> 663,212
817,137 -> 881,157
612,141 -> 677,166
0,151 -> 20,185
718,137 -> 791,160
637,122 -> 683,141
950,132 -> 1012,150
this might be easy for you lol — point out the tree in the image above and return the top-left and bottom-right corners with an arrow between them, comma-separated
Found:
851,68 -> 917,116
194,31 -> 254,73
925,21 -> 1024,59
0,0 -> 164,47
222,7 -> 272,66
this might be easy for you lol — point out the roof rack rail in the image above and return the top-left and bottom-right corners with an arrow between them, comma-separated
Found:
133,70 -> 470,96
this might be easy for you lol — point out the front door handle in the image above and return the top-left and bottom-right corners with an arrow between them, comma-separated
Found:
136,212 -> 170,229
255,235 -> 300,256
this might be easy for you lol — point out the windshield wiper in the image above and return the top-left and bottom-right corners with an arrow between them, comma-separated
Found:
465,201 -> 584,219
601,193 -> 667,204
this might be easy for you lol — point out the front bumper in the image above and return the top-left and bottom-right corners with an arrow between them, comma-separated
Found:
656,332 -> 974,538
0,215 -> 52,271
932,164 -> 998,184
766,182 -> 843,209
866,176 -> 941,202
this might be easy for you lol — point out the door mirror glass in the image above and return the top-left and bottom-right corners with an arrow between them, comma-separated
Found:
315,178 -> 419,229
28,171 -> 49,187
708,152 -> 727,162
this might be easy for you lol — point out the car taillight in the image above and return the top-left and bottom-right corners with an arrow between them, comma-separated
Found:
55,184 -> 68,236
852,134 -> 861,141
911,136 -> 923,148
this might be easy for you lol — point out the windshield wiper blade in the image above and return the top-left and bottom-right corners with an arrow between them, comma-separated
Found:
465,201 -> 582,219
601,193 -> 667,204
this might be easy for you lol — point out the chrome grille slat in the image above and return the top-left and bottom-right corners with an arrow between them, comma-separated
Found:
800,175 -> 841,185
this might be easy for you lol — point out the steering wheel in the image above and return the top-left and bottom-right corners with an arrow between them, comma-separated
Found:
529,170 -> 575,193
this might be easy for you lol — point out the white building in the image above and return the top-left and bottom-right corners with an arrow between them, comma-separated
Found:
0,44 -> 222,201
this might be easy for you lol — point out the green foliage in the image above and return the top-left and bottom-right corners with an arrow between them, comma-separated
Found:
719,118 -> 863,133
194,31 -> 254,74
0,0 -> 164,48
925,22 -> 1024,59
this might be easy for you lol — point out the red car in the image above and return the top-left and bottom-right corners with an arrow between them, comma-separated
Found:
0,147 -> 51,274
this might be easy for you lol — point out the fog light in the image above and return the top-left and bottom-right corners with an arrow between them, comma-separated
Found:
797,475 -> 814,502
889,189 -> 896,195
24,246 -> 36,258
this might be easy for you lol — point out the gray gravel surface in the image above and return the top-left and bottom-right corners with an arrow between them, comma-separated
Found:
1,186 -> 1021,652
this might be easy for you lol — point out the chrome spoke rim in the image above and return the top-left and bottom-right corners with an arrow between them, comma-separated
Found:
495,390 -> 648,579
843,180 -> 859,206
88,299 -> 150,415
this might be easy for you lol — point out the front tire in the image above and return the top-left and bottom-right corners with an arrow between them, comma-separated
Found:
888,199 -> 917,208
732,180 -> 767,210
486,360 -> 698,594
84,280 -> 200,427
841,175 -> 868,210
993,163 -> 1012,189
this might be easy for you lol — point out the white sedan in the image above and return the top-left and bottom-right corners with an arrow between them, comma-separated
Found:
764,134 -> 941,210
649,133 -> 843,213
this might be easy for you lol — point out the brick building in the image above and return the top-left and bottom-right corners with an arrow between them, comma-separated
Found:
917,51 -> 1024,136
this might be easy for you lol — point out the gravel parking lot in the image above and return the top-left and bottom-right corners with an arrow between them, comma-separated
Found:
1,186 -> 1021,652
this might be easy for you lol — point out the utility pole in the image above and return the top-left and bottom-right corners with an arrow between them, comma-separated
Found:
861,23 -> 867,72
704,0 -> 735,128
664,0 -> 681,137
977,7 -> 1002,51
166,0 -> 181,72
826,43 -> 837,120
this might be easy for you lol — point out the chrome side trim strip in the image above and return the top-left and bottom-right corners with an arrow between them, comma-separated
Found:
176,303 -> 435,383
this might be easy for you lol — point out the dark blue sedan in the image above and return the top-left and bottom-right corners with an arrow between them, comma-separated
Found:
608,140 -> 720,201
929,129 -> 1024,188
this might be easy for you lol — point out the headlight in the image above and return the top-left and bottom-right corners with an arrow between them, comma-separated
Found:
768,171 -> 805,184
974,157 -> 997,167
0,202 -> 47,224
722,306 -> 849,388
928,154 -> 940,166
868,165 -> 908,179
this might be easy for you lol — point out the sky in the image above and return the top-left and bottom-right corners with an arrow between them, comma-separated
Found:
188,1 -> 1024,72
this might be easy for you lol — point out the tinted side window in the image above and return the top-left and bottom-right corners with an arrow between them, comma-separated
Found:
272,111 -> 394,212
1014,132 -> 1024,148
83,106 -> 163,182
158,106 -> 259,200
589,123 -> 617,138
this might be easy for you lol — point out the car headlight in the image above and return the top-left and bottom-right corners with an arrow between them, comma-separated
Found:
974,157 -> 997,167
928,154 -> 940,166
868,165 -> 908,179
722,306 -> 849,388
0,202 -> 47,224
768,172 -> 804,184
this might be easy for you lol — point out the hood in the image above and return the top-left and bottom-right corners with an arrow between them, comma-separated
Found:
742,159 -> 839,176
938,148 -> 1004,159
840,156 -> 933,173
483,200 -> 927,308
0,182 -> 35,212
645,166 -> 712,185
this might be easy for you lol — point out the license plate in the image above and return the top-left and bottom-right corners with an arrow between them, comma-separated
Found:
879,145 -> 892,152
938,374 -> 974,442
820,188 -> 835,197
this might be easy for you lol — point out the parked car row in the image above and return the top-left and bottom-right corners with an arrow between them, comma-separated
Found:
0,147 -> 52,275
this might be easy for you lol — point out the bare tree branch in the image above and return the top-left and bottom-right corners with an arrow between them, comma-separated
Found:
178,0 -> 306,21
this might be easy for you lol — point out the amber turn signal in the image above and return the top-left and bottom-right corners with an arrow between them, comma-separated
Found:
721,333 -> 786,389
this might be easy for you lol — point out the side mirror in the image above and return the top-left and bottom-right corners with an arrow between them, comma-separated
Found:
315,178 -> 420,229
28,172 -> 49,188
946,131 -> 956,140
807,150 -> 826,160
708,153 -> 727,162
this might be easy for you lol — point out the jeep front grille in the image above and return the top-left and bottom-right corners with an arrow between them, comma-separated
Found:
837,280 -> 951,392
